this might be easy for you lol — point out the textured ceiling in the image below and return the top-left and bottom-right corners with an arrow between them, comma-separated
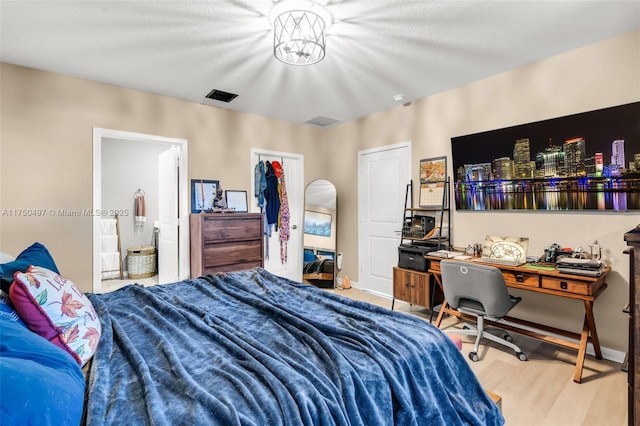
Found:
1,1 -> 638,127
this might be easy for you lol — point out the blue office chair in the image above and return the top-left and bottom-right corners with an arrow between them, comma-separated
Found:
440,260 -> 528,362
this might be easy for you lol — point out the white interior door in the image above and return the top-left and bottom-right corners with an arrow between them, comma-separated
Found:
250,149 -> 303,282
158,146 -> 179,283
358,142 -> 411,296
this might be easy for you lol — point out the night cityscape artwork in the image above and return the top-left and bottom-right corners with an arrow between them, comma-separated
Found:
451,102 -> 640,211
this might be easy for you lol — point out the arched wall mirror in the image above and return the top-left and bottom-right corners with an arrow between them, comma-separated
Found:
302,179 -> 338,289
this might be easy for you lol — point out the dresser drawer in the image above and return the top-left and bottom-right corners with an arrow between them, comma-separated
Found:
202,217 -> 262,242
541,276 -> 591,295
202,240 -> 262,268
501,270 -> 539,288
204,260 -> 263,275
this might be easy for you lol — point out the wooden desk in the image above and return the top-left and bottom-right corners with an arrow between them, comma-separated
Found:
428,256 -> 610,383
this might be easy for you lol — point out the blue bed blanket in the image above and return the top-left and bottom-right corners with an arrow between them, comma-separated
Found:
85,268 -> 503,425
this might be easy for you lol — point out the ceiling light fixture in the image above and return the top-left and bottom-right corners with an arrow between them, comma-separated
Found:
271,1 -> 331,66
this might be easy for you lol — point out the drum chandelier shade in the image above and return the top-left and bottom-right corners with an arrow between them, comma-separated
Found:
273,9 -> 326,65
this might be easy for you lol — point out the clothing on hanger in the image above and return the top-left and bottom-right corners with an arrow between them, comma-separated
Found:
276,165 -> 290,264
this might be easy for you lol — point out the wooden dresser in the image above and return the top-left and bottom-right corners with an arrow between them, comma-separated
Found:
624,225 -> 640,426
190,213 -> 263,278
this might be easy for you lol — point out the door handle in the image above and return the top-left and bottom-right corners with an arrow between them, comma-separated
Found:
291,225 -> 298,229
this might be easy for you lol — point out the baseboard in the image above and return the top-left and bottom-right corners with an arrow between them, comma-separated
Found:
345,280 -> 626,365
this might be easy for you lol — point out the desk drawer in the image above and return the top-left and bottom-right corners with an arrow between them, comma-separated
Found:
429,259 -> 441,273
541,276 -> 591,295
502,270 -> 539,288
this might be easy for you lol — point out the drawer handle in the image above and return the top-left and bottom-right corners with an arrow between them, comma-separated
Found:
515,274 -> 524,283
560,281 -> 568,290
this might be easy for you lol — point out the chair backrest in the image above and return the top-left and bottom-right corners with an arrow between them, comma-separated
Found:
440,260 -> 514,318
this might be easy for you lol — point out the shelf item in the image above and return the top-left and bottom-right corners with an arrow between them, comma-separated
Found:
400,178 -> 452,249
100,214 -> 123,280
189,213 -> 263,278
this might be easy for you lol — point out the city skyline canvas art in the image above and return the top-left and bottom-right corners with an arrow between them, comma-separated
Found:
451,102 -> 640,211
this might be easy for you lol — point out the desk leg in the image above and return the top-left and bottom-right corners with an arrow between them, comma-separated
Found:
584,300 -> 603,360
435,300 -> 448,327
573,300 -> 603,383
574,318 -> 590,383
432,274 -> 447,328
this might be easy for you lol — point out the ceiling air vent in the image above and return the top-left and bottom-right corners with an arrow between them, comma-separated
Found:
205,89 -> 238,103
305,116 -> 340,128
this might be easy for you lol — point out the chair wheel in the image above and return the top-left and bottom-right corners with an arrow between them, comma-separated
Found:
517,352 -> 528,361
503,334 -> 514,343
469,352 -> 479,362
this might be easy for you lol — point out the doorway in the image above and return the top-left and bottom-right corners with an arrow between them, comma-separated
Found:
92,128 -> 189,293
250,148 -> 304,282
357,141 -> 411,296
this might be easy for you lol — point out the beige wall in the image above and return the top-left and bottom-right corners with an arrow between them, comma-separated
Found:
1,30 -> 638,353
0,63 -> 324,292
326,29 -> 640,354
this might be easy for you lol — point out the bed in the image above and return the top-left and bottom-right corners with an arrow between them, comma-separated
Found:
84,268 -> 504,425
303,248 -> 335,287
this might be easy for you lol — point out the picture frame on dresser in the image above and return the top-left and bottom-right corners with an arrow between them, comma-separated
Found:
225,190 -> 248,212
191,179 -> 219,213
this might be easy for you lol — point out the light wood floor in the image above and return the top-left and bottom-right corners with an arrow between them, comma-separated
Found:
330,287 -> 628,426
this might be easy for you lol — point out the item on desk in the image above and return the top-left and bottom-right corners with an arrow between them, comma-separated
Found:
556,257 -> 602,269
429,250 -> 465,259
556,265 -> 606,277
556,257 -> 605,276
543,243 -> 573,263
453,255 -> 473,260
589,240 -> 602,260
472,257 -> 525,267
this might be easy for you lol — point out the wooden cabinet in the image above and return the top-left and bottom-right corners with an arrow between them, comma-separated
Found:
392,267 -> 442,309
624,226 -> 640,426
190,213 -> 263,278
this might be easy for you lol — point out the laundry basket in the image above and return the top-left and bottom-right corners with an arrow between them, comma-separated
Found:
127,245 -> 156,279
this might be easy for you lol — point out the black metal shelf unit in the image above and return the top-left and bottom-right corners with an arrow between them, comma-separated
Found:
400,178 -> 451,250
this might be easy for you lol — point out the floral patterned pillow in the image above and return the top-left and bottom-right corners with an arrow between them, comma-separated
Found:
9,266 -> 101,366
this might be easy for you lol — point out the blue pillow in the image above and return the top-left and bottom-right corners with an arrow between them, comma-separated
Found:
0,315 -> 85,425
0,294 -> 26,328
0,242 -> 59,294
303,249 -> 316,263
